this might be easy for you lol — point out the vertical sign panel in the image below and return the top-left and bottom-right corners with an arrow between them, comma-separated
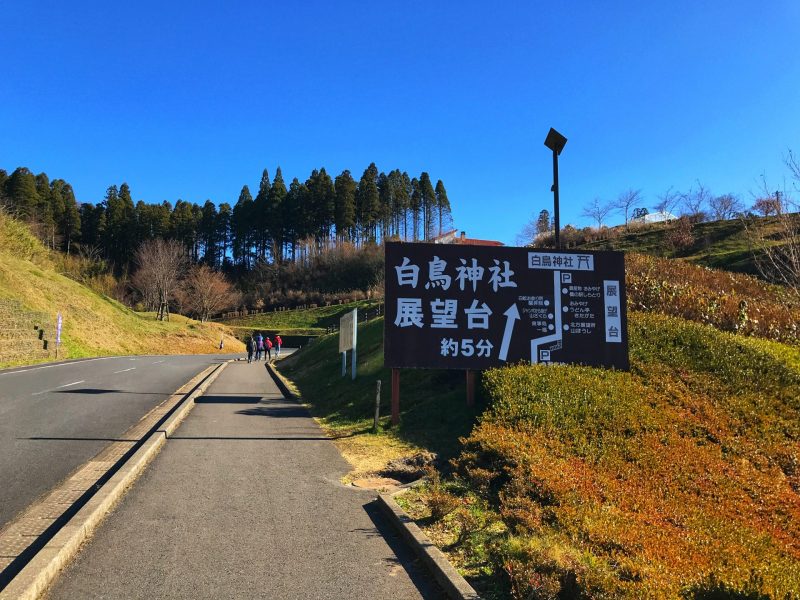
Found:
339,309 -> 357,353
603,280 -> 622,343
384,242 -> 628,370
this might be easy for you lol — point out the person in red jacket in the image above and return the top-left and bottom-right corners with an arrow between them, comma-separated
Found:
275,335 -> 282,357
265,336 -> 273,362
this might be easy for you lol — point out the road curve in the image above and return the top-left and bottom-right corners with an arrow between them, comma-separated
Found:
0,354 -> 239,529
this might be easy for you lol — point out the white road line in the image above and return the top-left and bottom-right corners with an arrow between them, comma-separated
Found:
56,380 -> 85,389
31,380 -> 86,396
152,360 -> 165,364
113,368 -> 136,374
0,357 -> 112,376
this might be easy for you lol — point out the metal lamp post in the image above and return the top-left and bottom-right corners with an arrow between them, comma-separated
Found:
544,128 -> 567,248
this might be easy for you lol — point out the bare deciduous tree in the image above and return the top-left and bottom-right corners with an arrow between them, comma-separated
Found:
751,195 -> 782,216
515,213 -> 539,247
681,181 -> 712,221
750,173 -> 786,216
786,149 -> 800,189
614,189 -> 642,228
745,209 -> 800,298
133,238 -> 187,321
743,151 -> 800,298
709,193 -> 744,221
181,265 -> 240,322
581,198 -> 613,230
655,186 -> 681,217
515,209 -> 553,247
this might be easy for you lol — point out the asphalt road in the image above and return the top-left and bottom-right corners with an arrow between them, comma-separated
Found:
47,361 -> 442,599
0,354 -> 241,529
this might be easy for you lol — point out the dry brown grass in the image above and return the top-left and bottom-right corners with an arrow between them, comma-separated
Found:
0,211 -> 244,366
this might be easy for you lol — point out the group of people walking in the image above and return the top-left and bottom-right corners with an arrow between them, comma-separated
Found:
245,333 -> 282,363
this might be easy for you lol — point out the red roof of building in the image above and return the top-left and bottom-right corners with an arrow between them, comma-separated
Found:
430,229 -> 504,246
456,237 -> 504,247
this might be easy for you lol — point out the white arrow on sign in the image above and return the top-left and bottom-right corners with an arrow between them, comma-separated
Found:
499,303 -> 520,361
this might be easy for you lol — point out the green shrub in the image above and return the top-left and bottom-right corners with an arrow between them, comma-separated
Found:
432,312 -> 800,598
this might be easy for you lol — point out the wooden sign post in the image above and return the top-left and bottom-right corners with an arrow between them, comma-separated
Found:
391,368 -> 400,425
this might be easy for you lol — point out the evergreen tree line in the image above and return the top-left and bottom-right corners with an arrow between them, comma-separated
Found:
0,164 -> 452,273
0,167 -> 81,253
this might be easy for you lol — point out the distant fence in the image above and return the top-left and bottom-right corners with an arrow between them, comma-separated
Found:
215,298 -> 372,321
324,304 -> 384,334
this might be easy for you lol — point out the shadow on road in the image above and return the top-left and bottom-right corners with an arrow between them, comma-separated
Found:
195,395 -> 261,404
235,405 -> 309,417
166,435 -> 329,441
54,389 -> 165,395
19,437 -> 138,442
360,500 -> 446,600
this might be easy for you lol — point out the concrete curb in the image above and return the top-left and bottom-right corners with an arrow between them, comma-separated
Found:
265,361 -> 299,401
0,361 -> 230,600
377,493 -> 481,600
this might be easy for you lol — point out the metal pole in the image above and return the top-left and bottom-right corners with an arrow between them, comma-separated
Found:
351,310 -> 358,380
553,149 -> 560,249
373,380 -> 381,433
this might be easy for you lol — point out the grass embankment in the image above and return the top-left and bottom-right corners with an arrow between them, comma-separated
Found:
577,217 -> 784,275
0,211 -> 243,367
400,313 -> 800,598
222,299 -> 381,338
278,255 -> 800,599
278,317 -> 482,480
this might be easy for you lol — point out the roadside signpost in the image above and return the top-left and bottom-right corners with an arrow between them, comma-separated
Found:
55,312 -> 62,359
384,242 -> 628,423
339,308 -> 357,380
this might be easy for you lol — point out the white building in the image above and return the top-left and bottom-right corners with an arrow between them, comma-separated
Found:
634,211 -> 677,224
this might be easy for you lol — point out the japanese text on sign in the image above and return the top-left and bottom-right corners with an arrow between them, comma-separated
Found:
384,243 -> 628,371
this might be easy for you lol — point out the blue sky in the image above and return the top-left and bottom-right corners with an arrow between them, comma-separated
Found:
2,1 -> 799,244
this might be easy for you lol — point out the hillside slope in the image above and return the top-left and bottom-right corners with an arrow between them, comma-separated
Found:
222,300 -> 383,347
409,313 -> 800,598
277,256 -> 800,599
574,216 -> 784,275
0,212 -> 243,367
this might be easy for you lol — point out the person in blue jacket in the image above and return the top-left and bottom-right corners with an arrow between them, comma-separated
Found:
254,332 -> 263,361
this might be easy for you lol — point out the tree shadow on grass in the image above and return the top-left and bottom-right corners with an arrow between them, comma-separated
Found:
298,366 -> 483,467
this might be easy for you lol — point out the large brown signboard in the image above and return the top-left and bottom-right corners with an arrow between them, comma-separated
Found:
384,242 -> 628,370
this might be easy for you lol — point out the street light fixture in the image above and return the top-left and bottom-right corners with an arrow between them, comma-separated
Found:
544,127 -> 567,248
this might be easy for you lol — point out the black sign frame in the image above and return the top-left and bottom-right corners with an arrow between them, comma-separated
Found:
384,242 -> 628,371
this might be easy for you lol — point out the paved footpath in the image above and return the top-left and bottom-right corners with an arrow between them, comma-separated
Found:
46,361 -> 442,599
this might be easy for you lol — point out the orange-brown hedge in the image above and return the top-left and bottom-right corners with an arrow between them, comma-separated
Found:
626,253 -> 799,344
444,313 -> 800,598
